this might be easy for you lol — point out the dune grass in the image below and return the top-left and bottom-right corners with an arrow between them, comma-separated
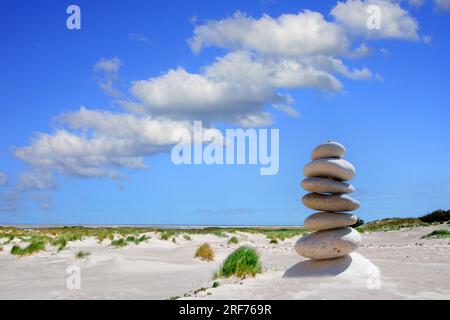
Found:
126,235 -> 149,244
111,238 -> 127,248
76,251 -> 90,259
183,234 -> 192,241
51,236 -> 68,252
160,232 -> 174,241
422,229 -> 450,239
227,236 -> 239,245
269,238 -> 278,244
11,239 -> 46,256
216,246 -> 261,279
263,229 -> 308,242
195,243 -> 214,261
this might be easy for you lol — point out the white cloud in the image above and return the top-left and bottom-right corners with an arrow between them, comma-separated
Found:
94,57 -> 124,97
188,11 -> 351,57
0,172 -> 6,186
94,57 -> 122,73
434,0 -> 450,11
331,0 -> 420,41
129,51 -> 372,126
16,171 -> 56,192
15,107 -> 222,178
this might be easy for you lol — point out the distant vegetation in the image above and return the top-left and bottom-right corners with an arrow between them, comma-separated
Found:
216,246 -> 261,279
422,230 -> 450,239
419,210 -> 450,224
356,209 -> 450,233
195,243 -> 214,261
1,211 -> 449,257
0,225 -> 306,257
357,218 -> 427,232
262,228 -> 308,242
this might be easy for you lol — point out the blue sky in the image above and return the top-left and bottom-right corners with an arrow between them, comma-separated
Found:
1,0 -> 450,225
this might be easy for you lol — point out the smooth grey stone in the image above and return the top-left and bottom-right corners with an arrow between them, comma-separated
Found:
295,227 -> 361,260
302,193 -> 360,212
303,158 -> 355,181
301,177 -> 355,194
304,212 -> 358,231
311,141 -> 346,160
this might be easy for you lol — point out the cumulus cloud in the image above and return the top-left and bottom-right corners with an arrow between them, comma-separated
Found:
188,11 -> 351,57
15,107 -> 222,178
331,0 -> 420,40
128,51 -> 373,126
434,0 -> 450,11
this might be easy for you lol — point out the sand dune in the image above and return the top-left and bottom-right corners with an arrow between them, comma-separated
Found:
0,226 -> 449,300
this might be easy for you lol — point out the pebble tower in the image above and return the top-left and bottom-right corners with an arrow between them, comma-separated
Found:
295,141 -> 362,260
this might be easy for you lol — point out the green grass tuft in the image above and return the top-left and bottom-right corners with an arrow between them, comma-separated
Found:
269,239 -> 278,244
183,234 -> 192,241
195,243 -> 214,261
160,232 -> 174,241
11,240 -> 46,256
111,238 -> 127,248
51,236 -> 68,252
216,246 -> 261,279
76,251 -> 90,259
422,229 -> 450,239
227,236 -> 239,245
125,234 -> 149,245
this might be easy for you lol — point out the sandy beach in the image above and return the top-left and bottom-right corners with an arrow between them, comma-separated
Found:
0,225 -> 449,300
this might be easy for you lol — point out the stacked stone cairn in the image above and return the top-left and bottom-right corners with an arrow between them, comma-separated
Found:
295,141 -> 362,260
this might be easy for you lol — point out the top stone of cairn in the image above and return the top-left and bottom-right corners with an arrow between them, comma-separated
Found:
311,141 -> 346,160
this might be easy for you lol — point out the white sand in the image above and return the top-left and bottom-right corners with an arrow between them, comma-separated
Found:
0,226 -> 449,300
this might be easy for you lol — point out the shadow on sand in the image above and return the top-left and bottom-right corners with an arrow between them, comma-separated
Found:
283,254 -> 353,278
